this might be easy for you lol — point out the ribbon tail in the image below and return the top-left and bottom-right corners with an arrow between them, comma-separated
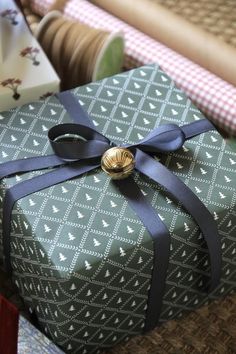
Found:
182,119 -> 215,139
3,162 -> 100,274
57,92 -> 95,129
0,155 -> 64,179
113,177 -> 171,331
135,149 -> 221,292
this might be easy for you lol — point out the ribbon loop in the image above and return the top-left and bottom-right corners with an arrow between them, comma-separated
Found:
48,123 -> 110,161
132,124 -> 186,152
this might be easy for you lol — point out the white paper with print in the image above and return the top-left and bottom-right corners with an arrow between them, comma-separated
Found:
0,0 -> 60,111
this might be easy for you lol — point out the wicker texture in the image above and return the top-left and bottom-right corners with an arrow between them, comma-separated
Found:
153,0 -> 236,48
105,293 -> 236,354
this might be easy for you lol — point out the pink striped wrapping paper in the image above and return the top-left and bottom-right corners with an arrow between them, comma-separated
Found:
31,0 -> 236,136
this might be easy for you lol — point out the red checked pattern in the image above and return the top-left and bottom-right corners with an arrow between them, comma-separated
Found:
32,0 -> 236,136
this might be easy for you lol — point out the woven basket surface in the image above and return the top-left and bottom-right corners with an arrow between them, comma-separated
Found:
106,293 -> 236,354
152,0 -> 236,48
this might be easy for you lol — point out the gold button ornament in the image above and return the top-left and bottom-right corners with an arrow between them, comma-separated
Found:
101,147 -> 135,179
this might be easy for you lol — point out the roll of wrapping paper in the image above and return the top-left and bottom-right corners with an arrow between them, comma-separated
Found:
151,0 -> 236,49
30,0 -> 236,137
36,11 -> 124,90
22,7 -> 124,90
90,0 -> 236,88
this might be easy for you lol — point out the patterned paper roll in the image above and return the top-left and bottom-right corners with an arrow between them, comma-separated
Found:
31,0 -> 236,136
91,0 -> 236,88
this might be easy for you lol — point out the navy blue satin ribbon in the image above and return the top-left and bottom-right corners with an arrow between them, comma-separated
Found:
0,91 -> 221,332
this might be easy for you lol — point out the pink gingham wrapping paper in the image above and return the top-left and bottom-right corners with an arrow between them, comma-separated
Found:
31,0 -> 236,136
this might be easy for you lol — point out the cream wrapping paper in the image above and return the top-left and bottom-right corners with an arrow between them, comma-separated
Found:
91,0 -> 236,88
31,0 -> 236,136
0,0 -> 60,112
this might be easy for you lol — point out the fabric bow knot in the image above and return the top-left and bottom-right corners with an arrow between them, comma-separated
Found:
48,122 -> 186,162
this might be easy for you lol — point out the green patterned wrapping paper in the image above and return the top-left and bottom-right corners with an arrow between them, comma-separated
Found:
0,64 -> 235,354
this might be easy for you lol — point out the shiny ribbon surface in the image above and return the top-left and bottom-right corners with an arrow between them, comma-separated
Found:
0,91 -> 221,331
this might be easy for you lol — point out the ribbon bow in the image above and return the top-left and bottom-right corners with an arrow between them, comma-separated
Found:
0,92 -> 221,332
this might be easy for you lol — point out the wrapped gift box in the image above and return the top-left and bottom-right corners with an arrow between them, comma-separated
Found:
0,0 -> 60,112
0,64 -> 235,353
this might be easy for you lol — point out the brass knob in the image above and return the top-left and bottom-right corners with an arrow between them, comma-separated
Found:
101,147 -> 135,179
